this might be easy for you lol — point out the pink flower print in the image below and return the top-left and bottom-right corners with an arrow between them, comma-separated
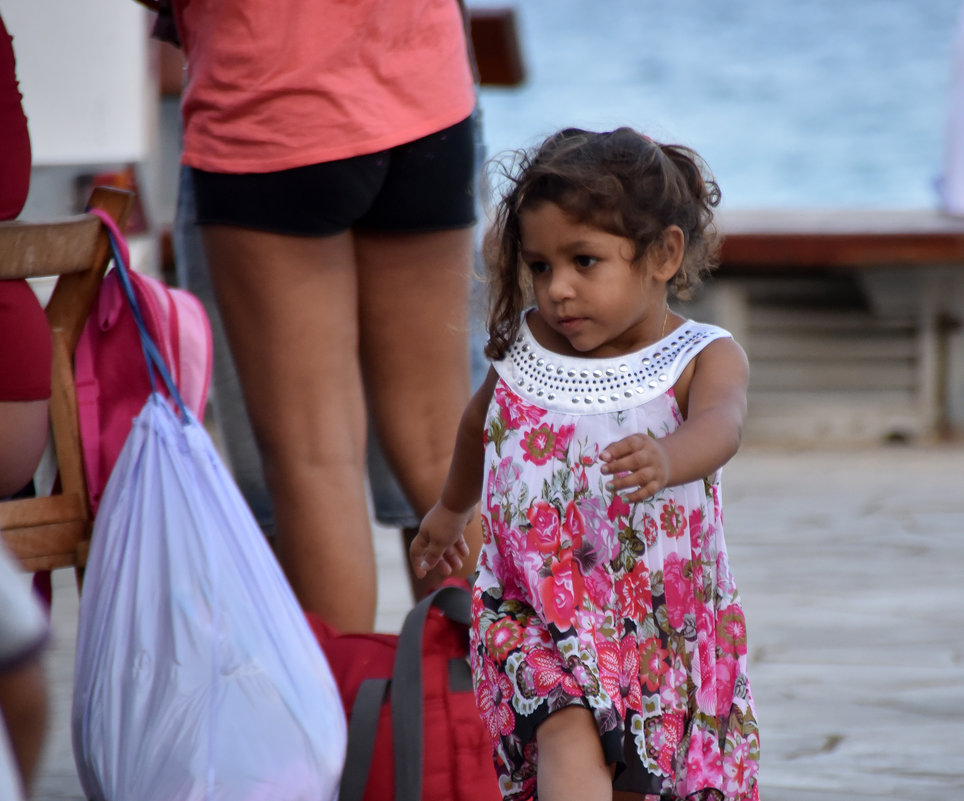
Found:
640,513 -> 659,547
494,384 -> 545,430
583,566 -> 614,608
522,620 -> 554,651
571,464 -> 589,494
722,740 -> 757,797
662,552 -> 695,630
520,422 -> 575,465
562,500 -> 585,550
538,551 -> 586,630
480,510 -> 495,543
682,727 -> 723,793
492,512 -> 526,563
638,636 -> 669,692
717,604 -> 748,657
476,657 -> 516,739
573,496 -> 617,563
688,507 -> 704,548
695,604 -> 714,641
716,552 -> 737,597
555,423 -> 575,453
491,455 -> 522,497
485,617 -> 524,662
660,663 -> 688,711
526,501 -> 561,555
578,447 -> 599,466
660,500 -> 686,539
654,711 -> 684,776
597,636 -> 643,716
695,631 -> 718,715
714,656 -> 739,717
607,492 -> 631,522
617,562 -> 652,622
486,514 -> 526,595
521,424 -> 556,465
524,648 -> 585,697
502,576 -> 529,605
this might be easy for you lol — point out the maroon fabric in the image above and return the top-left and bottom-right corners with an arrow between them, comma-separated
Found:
0,279 -> 51,401
0,13 -> 31,221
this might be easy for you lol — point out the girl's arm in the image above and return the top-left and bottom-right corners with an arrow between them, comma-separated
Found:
600,338 -> 748,501
410,367 -> 499,578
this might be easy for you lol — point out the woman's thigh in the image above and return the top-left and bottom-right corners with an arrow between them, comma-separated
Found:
355,227 -> 474,512
200,225 -> 366,469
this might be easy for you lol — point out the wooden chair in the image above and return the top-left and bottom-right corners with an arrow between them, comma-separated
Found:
0,186 -> 133,578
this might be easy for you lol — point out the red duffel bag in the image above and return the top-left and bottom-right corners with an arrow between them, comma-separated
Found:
307,581 -> 502,801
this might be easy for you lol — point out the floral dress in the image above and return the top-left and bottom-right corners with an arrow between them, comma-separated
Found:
470,318 -> 760,801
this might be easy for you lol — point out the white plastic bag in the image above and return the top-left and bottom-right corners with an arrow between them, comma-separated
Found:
71,216 -> 346,801
72,394 -> 347,801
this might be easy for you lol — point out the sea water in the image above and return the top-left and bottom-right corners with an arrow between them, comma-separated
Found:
475,0 -> 963,209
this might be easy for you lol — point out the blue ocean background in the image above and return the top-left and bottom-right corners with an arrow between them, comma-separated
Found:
474,0 -> 962,209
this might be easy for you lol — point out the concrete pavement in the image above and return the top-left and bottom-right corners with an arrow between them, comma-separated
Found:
30,443 -> 964,801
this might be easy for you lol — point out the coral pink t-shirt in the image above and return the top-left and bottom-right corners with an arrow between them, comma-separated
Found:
174,0 -> 476,174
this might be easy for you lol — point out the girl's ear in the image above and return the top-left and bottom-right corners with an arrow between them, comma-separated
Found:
650,225 -> 685,281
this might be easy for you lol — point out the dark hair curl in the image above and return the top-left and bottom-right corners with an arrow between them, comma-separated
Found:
483,127 -> 722,360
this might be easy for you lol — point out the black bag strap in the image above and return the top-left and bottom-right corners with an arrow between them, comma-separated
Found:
338,583 -> 471,801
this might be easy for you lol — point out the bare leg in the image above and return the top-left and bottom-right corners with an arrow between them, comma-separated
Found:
0,657 -> 48,795
536,706 -> 612,801
356,228 -> 483,594
202,225 -> 377,631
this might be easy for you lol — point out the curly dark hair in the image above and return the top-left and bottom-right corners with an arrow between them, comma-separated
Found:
483,127 -> 722,360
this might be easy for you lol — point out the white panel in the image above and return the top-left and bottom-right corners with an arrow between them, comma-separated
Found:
2,0 -> 152,164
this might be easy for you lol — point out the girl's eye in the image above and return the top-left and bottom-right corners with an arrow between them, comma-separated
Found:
575,255 -> 597,268
527,261 -> 550,275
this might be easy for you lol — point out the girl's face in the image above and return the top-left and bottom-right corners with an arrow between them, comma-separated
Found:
519,201 -> 674,358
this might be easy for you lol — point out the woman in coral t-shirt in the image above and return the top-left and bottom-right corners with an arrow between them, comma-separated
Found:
171,0 -> 482,631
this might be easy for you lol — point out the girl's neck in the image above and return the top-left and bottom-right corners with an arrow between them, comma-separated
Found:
525,307 -> 679,360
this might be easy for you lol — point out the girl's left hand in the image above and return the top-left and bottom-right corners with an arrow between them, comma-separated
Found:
599,433 -> 670,501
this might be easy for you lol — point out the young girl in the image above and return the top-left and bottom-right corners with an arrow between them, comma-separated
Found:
411,127 -> 760,801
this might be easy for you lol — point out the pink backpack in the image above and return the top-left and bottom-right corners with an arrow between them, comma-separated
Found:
74,211 -> 213,514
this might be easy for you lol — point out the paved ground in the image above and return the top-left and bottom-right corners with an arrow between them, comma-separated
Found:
29,443 -> 964,801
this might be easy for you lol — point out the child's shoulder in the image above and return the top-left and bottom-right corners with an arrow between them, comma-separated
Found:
672,323 -> 749,417
665,319 -> 738,364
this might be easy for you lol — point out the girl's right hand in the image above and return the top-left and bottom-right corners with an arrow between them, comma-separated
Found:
409,502 -> 472,579
599,433 -> 672,501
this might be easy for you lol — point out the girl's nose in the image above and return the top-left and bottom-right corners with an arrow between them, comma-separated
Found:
547,268 -> 575,301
